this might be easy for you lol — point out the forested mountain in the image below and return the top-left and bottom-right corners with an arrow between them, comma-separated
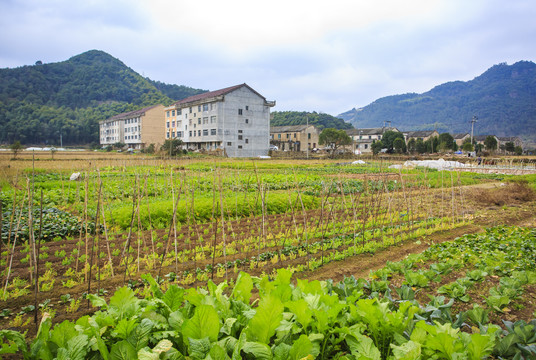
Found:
271,111 -> 353,130
0,50 -> 206,145
339,61 -> 536,145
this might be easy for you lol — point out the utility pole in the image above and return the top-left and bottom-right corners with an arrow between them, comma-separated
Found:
306,116 -> 309,159
470,115 -> 478,146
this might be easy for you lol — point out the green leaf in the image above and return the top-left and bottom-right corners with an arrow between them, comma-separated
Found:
65,334 -> 89,360
50,320 -> 77,349
390,341 -> 421,360
163,285 -> 185,312
114,318 -> 139,339
188,337 -> 211,359
242,341 -> 273,360
182,304 -> 220,342
141,273 -> 165,299
246,295 -> 284,344
273,343 -> 291,360
110,340 -> 137,360
232,272 -> 253,303
286,299 -> 313,330
109,287 -> 139,320
209,343 -> 231,360
289,334 -> 314,360
467,333 -> 494,359
127,318 -> 154,351
87,293 -> 108,308
346,333 -> 381,360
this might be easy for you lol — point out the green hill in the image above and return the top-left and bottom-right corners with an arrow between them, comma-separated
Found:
0,50 -> 206,145
339,61 -> 536,145
271,111 -> 353,130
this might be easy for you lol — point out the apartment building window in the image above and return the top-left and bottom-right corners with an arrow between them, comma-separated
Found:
177,131 -> 183,138
238,109 -> 243,115
172,121 -> 175,127
166,122 -> 170,128
210,116 -> 216,123
189,119 -> 192,126
166,111 -> 170,117
203,117 -> 208,124
172,131 -> 175,138
198,130 -> 201,136
210,129 -> 216,135
203,129 -> 208,136
177,109 -> 182,115
198,105 -> 201,112
238,145 -> 243,149
227,142 -> 232,146
189,107 -> 192,113
203,104 -> 208,111
210,103 -> 215,110
238,130 -> 243,133
278,134 -> 281,139
369,136 -> 372,139
177,121 -> 182,127
245,106 -> 249,110
166,132 -> 170,138
245,139 -> 249,144
172,110 -> 175,116
189,131 -> 192,137
198,118 -> 201,125
308,133 -> 311,139
238,135 -> 243,140
245,119 -> 249,124
286,134 -> 290,139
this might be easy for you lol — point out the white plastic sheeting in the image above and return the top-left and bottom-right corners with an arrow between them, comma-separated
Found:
403,158 -> 467,170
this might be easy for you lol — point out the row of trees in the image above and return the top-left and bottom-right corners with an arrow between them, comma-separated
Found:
318,128 -> 522,156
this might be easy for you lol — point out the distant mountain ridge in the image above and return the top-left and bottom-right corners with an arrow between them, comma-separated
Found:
0,50 -> 206,145
338,61 -> 536,146
270,111 -> 353,130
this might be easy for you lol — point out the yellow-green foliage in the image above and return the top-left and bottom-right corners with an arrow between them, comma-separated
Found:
109,192 -> 318,230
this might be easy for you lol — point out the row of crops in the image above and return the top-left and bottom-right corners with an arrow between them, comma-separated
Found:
0,160 -> 473,306
1,226 -> 535,359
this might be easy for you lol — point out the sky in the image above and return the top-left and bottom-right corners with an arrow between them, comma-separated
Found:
1,0 -> 535,116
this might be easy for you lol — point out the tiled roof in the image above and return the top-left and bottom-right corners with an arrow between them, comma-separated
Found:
108,105 -> 161,121
473,135 -> 496,141
172,83 -> 266,106
452,133 -> 470,139
346,127 -> 395,136
405,130 -> 437,137
270,125 -> 312,133
497,136 -> 520,142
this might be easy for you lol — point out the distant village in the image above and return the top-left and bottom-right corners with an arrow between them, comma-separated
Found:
98,84 -> 523,158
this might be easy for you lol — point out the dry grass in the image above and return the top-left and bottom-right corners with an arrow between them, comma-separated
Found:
468,181 -> 536,206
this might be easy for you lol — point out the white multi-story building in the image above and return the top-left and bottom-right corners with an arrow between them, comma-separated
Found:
100,104 -> 165,149
164,83 -> 275,157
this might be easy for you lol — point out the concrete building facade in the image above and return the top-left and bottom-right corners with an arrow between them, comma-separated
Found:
99,104 -> 165,149
270,125 -> 319,152
164,84 -> 275,157
346,127 -> 399,153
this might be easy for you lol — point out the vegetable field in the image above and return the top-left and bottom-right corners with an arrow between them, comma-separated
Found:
1,152 -> 536,359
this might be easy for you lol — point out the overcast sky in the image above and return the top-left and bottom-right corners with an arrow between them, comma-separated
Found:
1,0 -> 535,116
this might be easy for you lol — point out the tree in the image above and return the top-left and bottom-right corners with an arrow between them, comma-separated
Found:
161,139 -> 184,156
425,136 -> 439,153
505,142 -> 515,153
438,133 -> 455,151
393,138 -> 406,153
381,130 -> 406,153
407,138 -> 416,153
415,139 -> 426,154
10,141 -> 22,159
371,140 -> 383,155
484,136 -> 497,151
462,142 -> 474,152
515,146 -> 523,155
318,128 -> 352,156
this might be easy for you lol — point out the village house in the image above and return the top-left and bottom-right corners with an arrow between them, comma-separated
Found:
497,136 -> 523,149
345,127 -> 399,153
99,104 -> 165,150
452,133 -> 471,147
404,130 -> 440,143
270,125 -> 320,152
164,84 -> 275,157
